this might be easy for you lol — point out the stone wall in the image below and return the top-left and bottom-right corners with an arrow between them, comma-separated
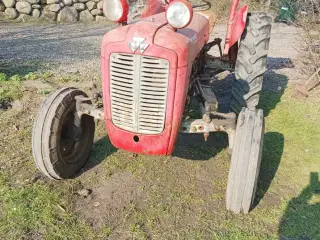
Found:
0,0 -> 109,22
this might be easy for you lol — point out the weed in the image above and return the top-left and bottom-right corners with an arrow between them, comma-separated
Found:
42,72 -> 53,80
0,73 -> 7,81
0,80 -> 23,109
130,223 -> 148,240
25,72 -> 38,81
9,75 -> 22,82
39,89 -> 52,95
100,226 -> 113,238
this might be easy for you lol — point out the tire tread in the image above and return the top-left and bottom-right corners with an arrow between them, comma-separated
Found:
231,12 -> 272,114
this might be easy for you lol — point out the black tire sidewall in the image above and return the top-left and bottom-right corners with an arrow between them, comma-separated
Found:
32,88 -> 95,179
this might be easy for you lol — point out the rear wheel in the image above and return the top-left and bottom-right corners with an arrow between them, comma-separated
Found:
226,107 -> 264,214
32,87 -> 95,180
230,12 -> 272,114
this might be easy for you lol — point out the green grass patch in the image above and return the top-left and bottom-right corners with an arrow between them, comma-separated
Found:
0,72 -> 7,81
0,173 -> 95,240
0,79 -> 23,109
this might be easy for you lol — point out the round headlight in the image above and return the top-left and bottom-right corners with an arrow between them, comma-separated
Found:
166,0 -> 193,29
103,0 -> 129,22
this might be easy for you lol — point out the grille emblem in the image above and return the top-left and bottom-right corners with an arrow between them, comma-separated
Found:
128,37 -> 149,53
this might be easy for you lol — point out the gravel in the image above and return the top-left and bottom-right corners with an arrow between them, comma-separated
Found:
0,22 -> 305,89
0,22 -> 114,76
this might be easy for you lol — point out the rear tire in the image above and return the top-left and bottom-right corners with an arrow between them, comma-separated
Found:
230,12 -> 272,114
32,87 -> 95,180
226,107 -> 264,214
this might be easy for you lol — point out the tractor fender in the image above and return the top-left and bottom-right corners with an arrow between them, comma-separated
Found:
229,5 -> 248,49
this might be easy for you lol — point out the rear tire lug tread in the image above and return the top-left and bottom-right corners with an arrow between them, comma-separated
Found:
230,12 -> 271,114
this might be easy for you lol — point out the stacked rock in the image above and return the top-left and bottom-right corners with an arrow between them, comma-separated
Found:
0,0 -> 109,22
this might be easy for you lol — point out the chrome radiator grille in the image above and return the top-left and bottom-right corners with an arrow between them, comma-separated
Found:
110,53 -> 169,134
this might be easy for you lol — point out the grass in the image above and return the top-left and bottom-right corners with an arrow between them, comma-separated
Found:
0,174 -> 95,240
0,83 -> 319,239
0,73 -> 23,109
0,69 -> 94,109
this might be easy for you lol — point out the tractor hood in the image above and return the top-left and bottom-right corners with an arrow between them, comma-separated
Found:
101,12 -> 212,68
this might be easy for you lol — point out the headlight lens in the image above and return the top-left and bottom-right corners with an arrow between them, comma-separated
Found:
166,0 -> 193,29
103,0 -> 128,22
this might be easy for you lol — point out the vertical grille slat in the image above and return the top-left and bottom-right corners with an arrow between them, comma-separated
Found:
110,53 -> 169,134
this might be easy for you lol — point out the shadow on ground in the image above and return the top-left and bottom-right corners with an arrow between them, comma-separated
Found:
0,60 -> 47,77
174,58 -> 290,161
78,136 -> 117,176
278,172 -> 320,240
254,132 -> 284,208
173,132 -> 228,160
267,57 -> 294,70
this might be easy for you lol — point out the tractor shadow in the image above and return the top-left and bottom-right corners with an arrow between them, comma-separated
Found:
0,60 -> 46,77
174,66 -> 289,207
173,63 -> 291,161
78,136 -> 117,176
253,132 -> 284,208
278,172 -> 320,239
173,132 -> 228,160
210,71 -> 289,116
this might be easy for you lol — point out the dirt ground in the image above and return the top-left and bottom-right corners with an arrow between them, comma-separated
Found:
0,21 -> 319,240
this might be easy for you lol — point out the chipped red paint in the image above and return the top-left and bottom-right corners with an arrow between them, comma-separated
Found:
229,5 -> 248,49
101,12 -> 211,155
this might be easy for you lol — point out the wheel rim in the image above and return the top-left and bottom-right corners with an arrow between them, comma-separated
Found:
59,106 -> 91,164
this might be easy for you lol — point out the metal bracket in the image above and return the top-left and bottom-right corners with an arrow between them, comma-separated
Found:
180,112 -> 237,151
75,95 -> 104,121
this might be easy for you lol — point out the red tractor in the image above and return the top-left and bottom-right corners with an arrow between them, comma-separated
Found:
32,0 -> 272,214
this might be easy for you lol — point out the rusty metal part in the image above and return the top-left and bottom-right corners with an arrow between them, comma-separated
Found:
203,132 -> 209,141
180,113 -> 236,133
90,83 -> 103,103
194,78 -> 219,117
75,95 -> 104,121
203,87 -> 218,113
180,111 -> 237,150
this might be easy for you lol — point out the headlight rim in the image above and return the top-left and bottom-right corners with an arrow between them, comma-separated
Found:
103,0 -> 129,23
165,0 -> 193,29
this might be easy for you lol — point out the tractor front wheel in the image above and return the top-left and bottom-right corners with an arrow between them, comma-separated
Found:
226,107 -> 264,214
32,87 -> 95,180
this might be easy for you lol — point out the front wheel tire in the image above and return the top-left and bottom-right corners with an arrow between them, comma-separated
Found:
32,87 -> 95,180
226,107 -> 264,213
